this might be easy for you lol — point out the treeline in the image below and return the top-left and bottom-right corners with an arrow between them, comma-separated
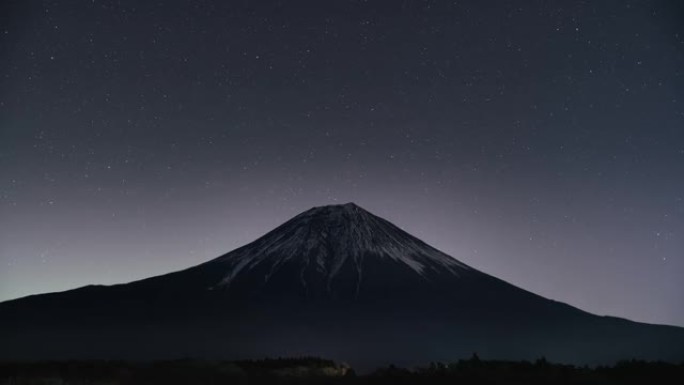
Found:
1,356 -> 683,385
370,355 -> 684,385
0,358 -> 348,385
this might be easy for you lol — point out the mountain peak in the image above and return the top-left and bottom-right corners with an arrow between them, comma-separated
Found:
211,203 -> 470,291
304,202 -> 366,216
335,202 -> 361,209
286,202 -> 375,228
3,203 -> 684,367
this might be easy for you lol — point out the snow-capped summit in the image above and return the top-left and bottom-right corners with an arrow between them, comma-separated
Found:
209,203 -> 469,296
1,203 -> 683,368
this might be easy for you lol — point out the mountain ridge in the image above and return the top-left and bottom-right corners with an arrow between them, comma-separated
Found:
204,202 -> 471,297
1,203 -> 683,368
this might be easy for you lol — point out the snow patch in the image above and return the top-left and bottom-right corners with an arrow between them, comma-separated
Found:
212,203 -> 471,291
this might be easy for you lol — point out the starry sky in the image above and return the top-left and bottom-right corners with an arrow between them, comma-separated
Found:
1,0 -> 683,326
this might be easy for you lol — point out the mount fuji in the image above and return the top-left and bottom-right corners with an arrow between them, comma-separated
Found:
1,203 -> 683,368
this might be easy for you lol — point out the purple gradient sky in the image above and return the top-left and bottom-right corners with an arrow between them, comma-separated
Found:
1,0 -> 683,327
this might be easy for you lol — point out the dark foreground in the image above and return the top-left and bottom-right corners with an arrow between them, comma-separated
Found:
2,357 -> 683,385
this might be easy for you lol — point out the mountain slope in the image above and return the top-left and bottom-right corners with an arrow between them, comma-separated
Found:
1,203 -> 683,369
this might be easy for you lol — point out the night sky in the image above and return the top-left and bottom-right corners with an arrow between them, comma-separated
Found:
1,1 -> 683,327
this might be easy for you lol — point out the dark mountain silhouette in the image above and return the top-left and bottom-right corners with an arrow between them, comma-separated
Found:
1,203 -> 683,369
